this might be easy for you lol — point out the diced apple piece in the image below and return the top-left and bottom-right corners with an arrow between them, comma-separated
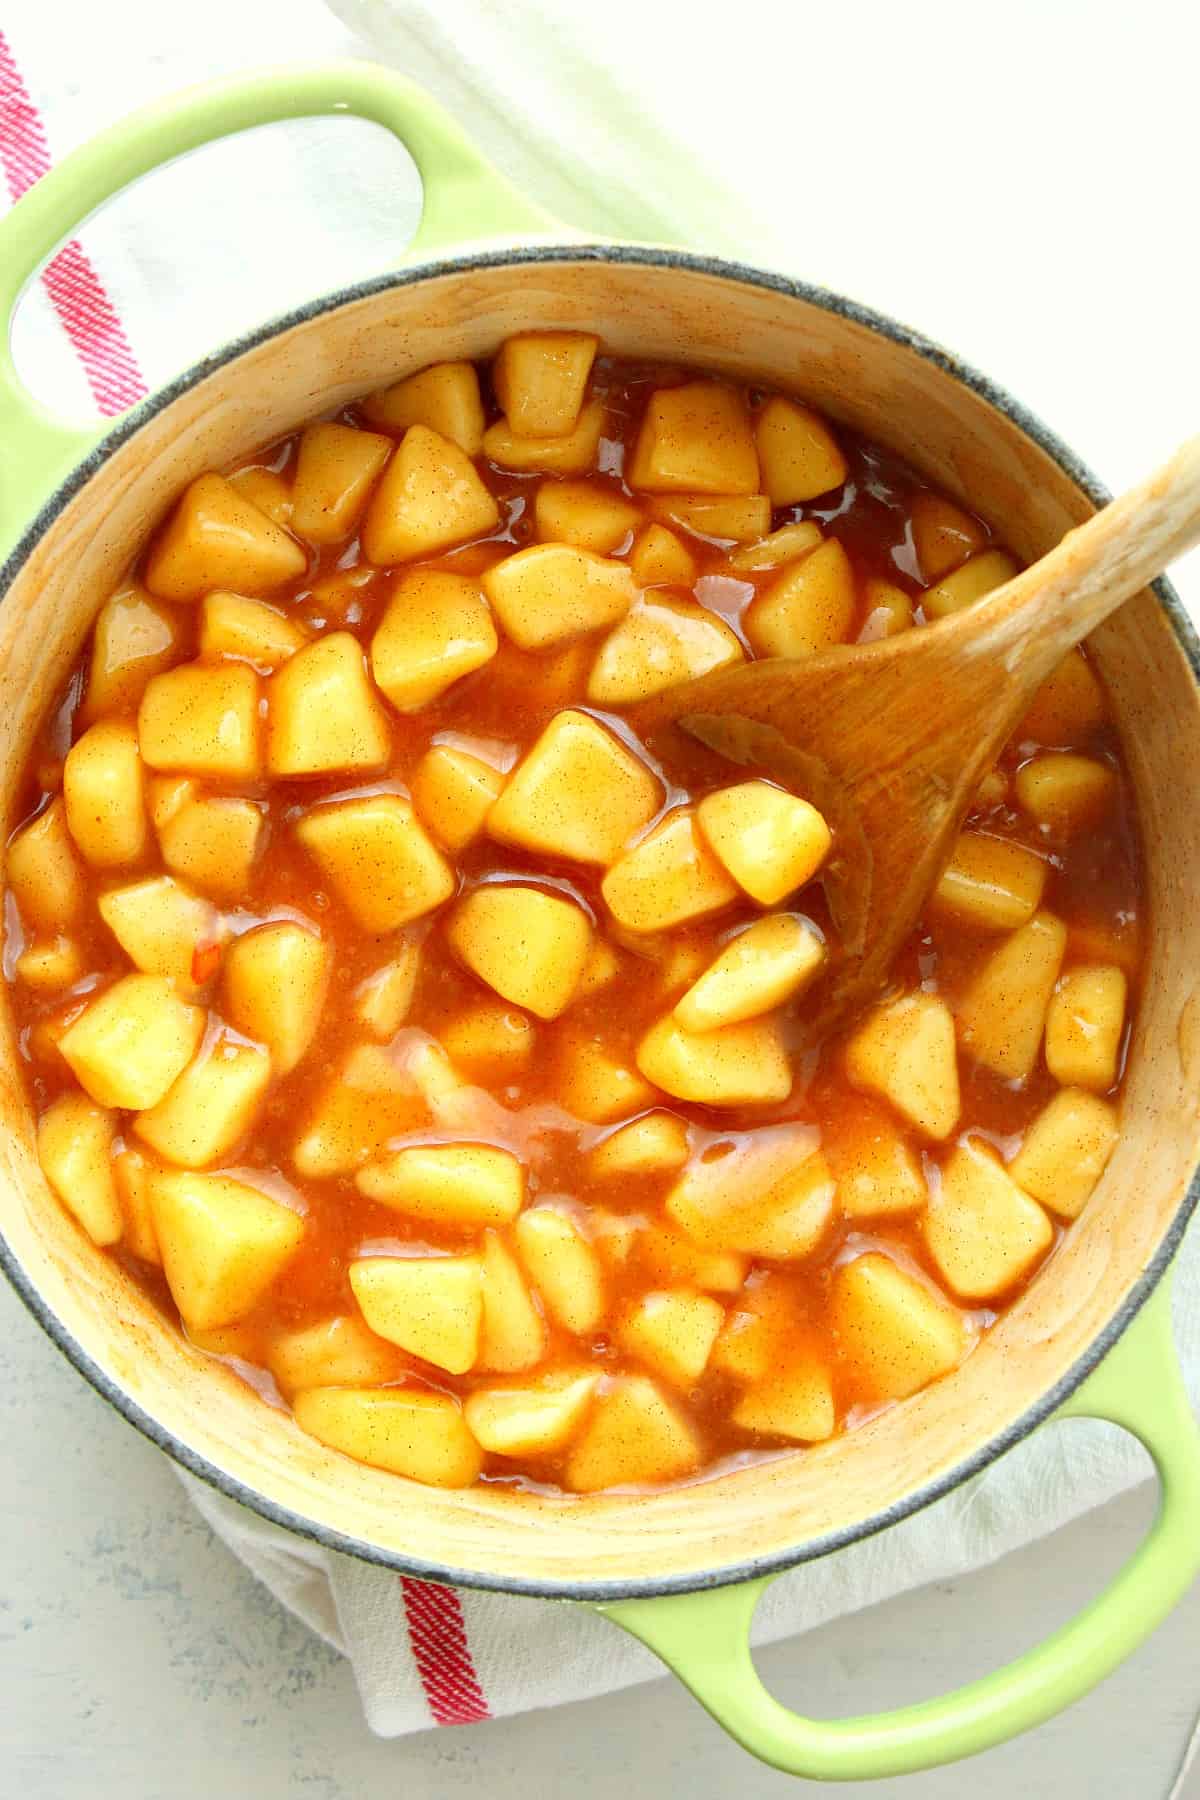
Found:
591,1209 -> 641,1270
138,662 -> 261,780
744,539 -> 856,657
446,884 -> 591,1019
932,833 -> 1047,931
482,543 -> 634,651
566,1375 -> 700,1491
1017,649 -> 1107,746
923,549 -> 1019,619
84,586 -> 184,718
667,1129 -> 835,1260
652,928 -> 748,999
697,781 -> 831,906
494,331 -> 599,436
291,1044 -> 425,1178
222,921 -> 330,1073
513,638 -> 594,710
302,566 -> 376,621
465,1369 -> 599,1457
361,425 -> 500,564
198,591 -> 309,669
63,720 -> 148,867
442,1001 -> 535,1081
17,935 -> 84,993
709,1273 -> 802,1382
823,1104 -> 928,1218
352,945 -> 421,1039
637,1013 -> 791,1107
727,520 -> 824,573
293,1386 -> 483,1487
1010,1088 -> 1119,1219
845,992 -> 960,1139
642,929 -> 720,993
859,577 -> 914,638
732,1357 -> 836,1442
576,938 -> 622,999
674,914 -> 825,1031
649,494 -> 773,543
640,1221 -> 748,1293
555,1031 -> 657,1123
925,1138 -> 1054,1301
590,1111 -> 689,1179
832,1252 -> 965,1402
135,1035 -> 272,1168
266,632 -> 391,776
1045,965 -> 1127,1091
628,382 -> 759,495
602,808 -> 739,933
28,1010 -> 78,1072
478,1230 -> 546,1372
586,598 -> 743,705
483,399 -> 606,475
361,361 -> 485,454
1015,755 -> 1115,834
956,911 -> 1067,1080
629,523 -> 698,588
159,794 -> 265,901
454,790 -> 543,938
358,1142 -> 524,1227
112,1145 -> 162,1264
227,465 -> 293,526
36,1091 -> 122,1246
371,569 -> 498,711
148,774 -> 195,833
6,798 -> 85,932
149,1169 -> 303,1330
755,397 -> 847,504
515,1206 -> 605,1335
111,875 -> 199,988
290,422 -> 391,544
268,1313 -> 403,1395
144,474 -> 306,602
910,493 -> 988,581
59,975 -> 205,1110
350,1254 -> 482,1374
489,710 -> 660,865
616,1289 -> 724,1388
295,794 -> 455,933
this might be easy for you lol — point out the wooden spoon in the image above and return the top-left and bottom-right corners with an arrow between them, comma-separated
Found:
638,435 -> 1200,1036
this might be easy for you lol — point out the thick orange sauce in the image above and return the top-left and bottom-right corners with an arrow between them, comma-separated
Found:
4,353 -> 1142,1493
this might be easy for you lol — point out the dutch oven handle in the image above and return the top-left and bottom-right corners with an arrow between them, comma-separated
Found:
595,1269 -> 1200,1780
0,60 -> 554,560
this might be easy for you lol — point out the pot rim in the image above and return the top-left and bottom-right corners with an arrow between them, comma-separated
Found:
2,242 -> 1197,1602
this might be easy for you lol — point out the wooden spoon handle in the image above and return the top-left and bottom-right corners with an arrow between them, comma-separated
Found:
967,432 -> 1200,676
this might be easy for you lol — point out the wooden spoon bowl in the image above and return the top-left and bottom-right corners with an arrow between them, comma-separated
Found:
641,436 -> 1200,1033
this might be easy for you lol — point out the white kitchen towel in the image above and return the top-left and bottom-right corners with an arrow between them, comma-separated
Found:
3,0 -> 1199,1742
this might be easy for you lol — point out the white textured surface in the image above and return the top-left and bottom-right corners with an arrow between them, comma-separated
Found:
2,0 -> 1200,1787
3,1272 -> 1199,1798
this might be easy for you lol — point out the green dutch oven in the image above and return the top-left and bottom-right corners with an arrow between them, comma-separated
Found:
1,61 -> 1199,1784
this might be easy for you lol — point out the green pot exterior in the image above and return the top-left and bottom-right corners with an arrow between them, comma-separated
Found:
0,60 -> 554,558
1,59 -> 1197,1783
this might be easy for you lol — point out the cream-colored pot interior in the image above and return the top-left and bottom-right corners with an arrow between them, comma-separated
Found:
3,254 -> 1199,1592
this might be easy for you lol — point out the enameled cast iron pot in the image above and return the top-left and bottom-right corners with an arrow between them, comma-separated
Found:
2,64 -> 1200,1783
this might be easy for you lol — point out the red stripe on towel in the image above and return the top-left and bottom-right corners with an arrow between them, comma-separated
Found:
401,1576 -> 492,1726
0,30 -> 146,415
